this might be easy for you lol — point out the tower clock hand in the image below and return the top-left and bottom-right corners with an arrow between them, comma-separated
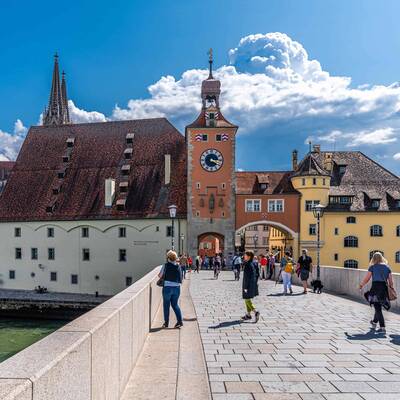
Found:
210,159 -> 222,166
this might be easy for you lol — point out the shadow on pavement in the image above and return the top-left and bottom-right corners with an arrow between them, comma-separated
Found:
183,317 -> 197,322
389,335 -> 400,345
209,320 -> 243,329
345,329 -> 386,340
267,292 -> 305,297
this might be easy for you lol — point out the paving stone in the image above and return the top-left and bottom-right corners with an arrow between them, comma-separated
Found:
261,381 -> 311,393
305,381 -> 339,393
225,381 -> 264,393
332,381 -> 377,393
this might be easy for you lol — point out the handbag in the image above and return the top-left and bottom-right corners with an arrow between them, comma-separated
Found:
379,266 -> 397,301
156,264 -> 166,287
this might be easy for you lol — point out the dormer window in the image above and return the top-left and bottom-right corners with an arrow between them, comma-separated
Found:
116,198 -> 126,210
126,133 -> 135,144
57,169 -> 66,179
339,165 -> 347,175
66,138 -> 75,147
121,164 -> 131,176
52,187 -> 60,195
371,199 -> 380,209
119,181 -> 129,193
62,155 -> 70,163
124,148 -> 133,159
396,200 -> 400,209
260,183 -> 267,190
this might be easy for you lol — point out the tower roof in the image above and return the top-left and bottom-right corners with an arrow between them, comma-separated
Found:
292,152 -> 330,177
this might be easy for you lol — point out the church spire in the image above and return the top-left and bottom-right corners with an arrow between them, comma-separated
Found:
61,71 -> 70,124
43,54 -> 71,126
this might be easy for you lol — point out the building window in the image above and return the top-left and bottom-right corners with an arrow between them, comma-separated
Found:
397,226 -> 400,237
329,196 -> 353,205
50,272 -> 57,281
302,178 -> 306,186
370,225 -> 383,237
81,227 -> 89,238
196,211 -> 200,217
196,182 -> 201,189
323,178 -> 326,185
71,274 -> 78,284
344,259 -> 358,269
166,226 -> 174,237
200,134 -> 208,141
156,226 -> 159,232
305,200 -> 320,211
369,250 -> 384,260
347,216 -> 356,224
334,253 -> 338,261
339,165 -> 346,175
344,236 -> 358,248
312,178 -> 317,185
371,200 -> 380,209
221,183 -> 226,190
396,251 -> 400,263
334,228 -> 339,235
47,227 -> 54,237
14,227 -> 21,237
245,199 -> 261,212
396,200 -> 400,209
48,248 -> 55,260
9,270 -> 15,279
31,248 -> 38,260
268,199 -> 284,212
126,276 -> 133,287
216,134 -> 222,142
82,248 -> 90,261
309,224 -> 316,235
119,227 -> 126,238
15,248 -> 22,259
119,249 -> 127,262
263,225 -> 268,231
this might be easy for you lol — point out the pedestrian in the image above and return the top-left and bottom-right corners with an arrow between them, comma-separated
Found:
260,254 -> 267,280
241,250 -> 260,323
180,254 -> 188,279
297,249 -> 313,294
267,253 -> 276,280
281,252 -> 294,295
158,250 -> 183,329
209,255 -> 214,272
214,253 -> 221,279
359,252 -> 394,334
233,253 -> 242,280
188,255 -> 193,272
195,255 -> 200,273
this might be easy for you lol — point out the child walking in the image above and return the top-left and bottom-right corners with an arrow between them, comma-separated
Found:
241,250 -> 260,323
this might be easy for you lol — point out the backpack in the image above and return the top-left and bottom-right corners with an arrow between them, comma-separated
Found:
284,261 -> 294,274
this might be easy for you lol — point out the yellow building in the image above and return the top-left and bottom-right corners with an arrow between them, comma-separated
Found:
292,146 -> 400,271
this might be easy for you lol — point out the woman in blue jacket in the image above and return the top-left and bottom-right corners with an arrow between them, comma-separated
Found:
241,250 -> 260,323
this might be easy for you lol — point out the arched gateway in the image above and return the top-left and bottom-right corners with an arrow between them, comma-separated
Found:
198,232 -> 225,257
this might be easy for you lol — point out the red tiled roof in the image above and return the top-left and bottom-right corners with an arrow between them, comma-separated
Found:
0,119 -> 187,221
236,171 -> 297,194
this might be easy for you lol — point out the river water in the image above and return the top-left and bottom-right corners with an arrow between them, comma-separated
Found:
0,318 -> 66,363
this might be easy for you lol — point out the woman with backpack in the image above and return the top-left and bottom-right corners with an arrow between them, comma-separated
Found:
158,250 -> 183,329
241,250 -> 260,323
281,252 -> 294,295
359,252 -> 395,334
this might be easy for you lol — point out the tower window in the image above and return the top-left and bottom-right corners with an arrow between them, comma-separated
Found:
313,178 -> 317,185
81,227 -> 89,238
305,200 -> 320,211
82,248 -> 90,261
196,182 -> 201,189
309,224 -> 316,235
347,216 -> 356,224
202,134 -> 208,141
221,183 -> 226,190
14,227 -> 21,237
119,227 -> 126,238
302,178 -> 306,186
216,134 -> 222,142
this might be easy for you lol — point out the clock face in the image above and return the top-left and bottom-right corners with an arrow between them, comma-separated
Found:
200,149 -> 224,172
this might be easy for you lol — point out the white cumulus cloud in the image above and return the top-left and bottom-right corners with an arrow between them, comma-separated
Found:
0,120 -> 28,160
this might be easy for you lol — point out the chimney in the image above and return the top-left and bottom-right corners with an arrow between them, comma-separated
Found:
323,152 -> 334,172
164,154 -> 171,185
105,178 -> 116,207
292,150 -> 298,171
312,144 -> 321,153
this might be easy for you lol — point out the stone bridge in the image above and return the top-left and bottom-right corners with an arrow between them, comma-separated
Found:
2,267 -> 400,399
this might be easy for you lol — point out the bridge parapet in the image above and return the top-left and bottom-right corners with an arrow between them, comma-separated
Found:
0,266 -> 162,399
290,265 -> 400,311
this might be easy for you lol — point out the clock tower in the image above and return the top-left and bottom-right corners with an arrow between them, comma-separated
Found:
186,50 -> 238,259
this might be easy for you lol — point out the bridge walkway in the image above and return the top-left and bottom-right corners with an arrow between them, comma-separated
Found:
190,271 -> 400,400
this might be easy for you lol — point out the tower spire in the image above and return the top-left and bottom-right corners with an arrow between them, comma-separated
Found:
61,71 -> 70,124
43,54 -> 71,126
208,48 -> 213,79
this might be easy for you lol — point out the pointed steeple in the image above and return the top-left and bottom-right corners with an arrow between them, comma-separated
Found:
43,54 -> 71,126
61,71 -> 70,124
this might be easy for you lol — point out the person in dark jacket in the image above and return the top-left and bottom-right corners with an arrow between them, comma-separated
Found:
359,252 -> 394,334
159,250 -> 183,329
241,250 -> 260,323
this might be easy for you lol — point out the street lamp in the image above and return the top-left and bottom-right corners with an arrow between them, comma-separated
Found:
180,233 -> 185,254
253,234 -> 258,254
168,204 -> 177,251
312,204 -> 325,281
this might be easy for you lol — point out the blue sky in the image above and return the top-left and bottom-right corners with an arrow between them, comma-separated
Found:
1,0 -> 400,173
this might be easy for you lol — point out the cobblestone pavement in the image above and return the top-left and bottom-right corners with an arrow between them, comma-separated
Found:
190,271 -> 400,400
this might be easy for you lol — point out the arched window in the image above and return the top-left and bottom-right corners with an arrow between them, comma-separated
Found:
396,251 -> 400,263
370,225 -> 383,237
397,226 -> 400,237
344,260 -> 358,269
346,216 -> 356,224
344,236 -> 358,248
369,250 -> 384,260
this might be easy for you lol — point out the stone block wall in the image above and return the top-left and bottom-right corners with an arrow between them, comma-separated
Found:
0,266 -> 163,399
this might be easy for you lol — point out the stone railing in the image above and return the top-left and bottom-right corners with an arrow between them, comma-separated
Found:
288,265 -> 400,312
0,266 -> 162,399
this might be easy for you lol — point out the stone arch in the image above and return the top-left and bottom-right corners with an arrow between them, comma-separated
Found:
198,232 -> 225,257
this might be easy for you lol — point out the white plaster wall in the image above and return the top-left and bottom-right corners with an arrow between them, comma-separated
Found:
0,219 -> 187,295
